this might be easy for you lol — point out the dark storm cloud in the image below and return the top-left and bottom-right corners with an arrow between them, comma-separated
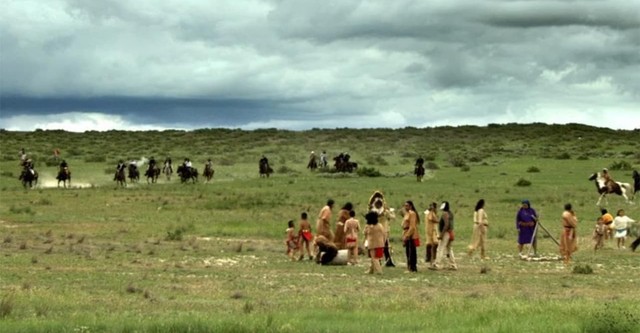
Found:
0,0 -> 638,131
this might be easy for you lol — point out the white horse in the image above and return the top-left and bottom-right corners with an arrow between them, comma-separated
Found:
589,172 -> 634,206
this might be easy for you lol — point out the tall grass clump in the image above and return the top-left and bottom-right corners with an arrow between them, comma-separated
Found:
608,160 -> 633,171
526,166 -> 540,173
582,303 -> 639,333
515,178 -> 532,187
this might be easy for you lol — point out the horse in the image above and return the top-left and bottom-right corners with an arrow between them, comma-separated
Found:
259,161 -> 273,178
307,156 -> 318,171
633,170 -> 640,196
203,164 -> 214,183
588,172 -> 633,206
56,168 -> 71,188
128,164 -> 140,184
114,168 -> 126,187
19,168 -> 38,188
177,165 -> 198,183
145,165 -> 160,184
163,162 -> 173,181
414,165 -> 425,182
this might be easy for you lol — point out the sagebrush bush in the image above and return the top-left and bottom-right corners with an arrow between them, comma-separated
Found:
608,160 -> 633,171
357,167 -> 381,177
526,166 -> 540,173
515,178 -> 532,187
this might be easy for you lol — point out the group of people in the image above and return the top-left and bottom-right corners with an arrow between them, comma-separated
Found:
593,208 -> 636,251
285,192 -> 638,273
284,191 -> 493,275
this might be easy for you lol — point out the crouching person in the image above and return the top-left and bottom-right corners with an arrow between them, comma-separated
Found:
314,235 -> 339,265
364,211 -> 385,275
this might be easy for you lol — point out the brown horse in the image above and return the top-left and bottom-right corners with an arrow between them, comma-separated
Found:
56,168 -> 71,188
259,160 -> 273,178
19,168 -> 38,189
203,164 -> 214,182
145,165 -> 160,184
114,168 -> 126,187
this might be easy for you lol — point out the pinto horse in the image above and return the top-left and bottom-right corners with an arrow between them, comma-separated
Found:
589,172 -> 633,206
56,168 -> 71,188
163,162 -> 172,181
19,168 -> 38,188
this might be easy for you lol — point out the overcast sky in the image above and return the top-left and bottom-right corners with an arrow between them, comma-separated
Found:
1,0 -> 639,132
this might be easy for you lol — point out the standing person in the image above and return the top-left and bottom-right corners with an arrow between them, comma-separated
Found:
612,209 -> 635,249
298,212 -> 313,261
516,199 -> 538,257
467,199 -> 489,260
315,199 -> 335,263
285,220 -> 299,261
368,191 -> 396,267
600,209 -> 614,241
559,203 -> 578,265
334,202 -> 353,250
344,210 -> 361,265
424,202 -> 439,266
431,201 -> 457,270
401,200 -> 420,273
364,211 -> 385,275
593,216 -> 606,252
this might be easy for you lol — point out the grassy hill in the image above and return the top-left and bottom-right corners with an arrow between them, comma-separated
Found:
0,123 -> 639,332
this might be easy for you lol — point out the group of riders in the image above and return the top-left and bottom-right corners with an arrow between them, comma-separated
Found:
114,156 -> 210,184
306,151 -> 358,173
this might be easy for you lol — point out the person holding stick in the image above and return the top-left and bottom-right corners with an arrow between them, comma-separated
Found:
516,199 -> 538,257
559,203 -> 578,265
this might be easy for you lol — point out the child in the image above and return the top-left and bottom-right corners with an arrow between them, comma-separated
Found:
344,210 -> 361,265
364,211 -> 385,274
285,220 -> 299,261
593,216 -> 605,252
298,212 -> 314,261
613,209 -> 635,250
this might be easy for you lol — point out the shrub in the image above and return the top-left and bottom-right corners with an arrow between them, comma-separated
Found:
582,303 -> 639,333
0,294 -> 14,318
572,264 -> 593,274
555,152 -> 571,160
85,155 -> 107,163
609,160 -> 633,171
166,227 -> 187,241
526,166 -> 540,173
460,165 -> 470,172
515,178 -> 531,187
448,155 -> 467,167
357,167 -> 381,177
426,162 -> 440,170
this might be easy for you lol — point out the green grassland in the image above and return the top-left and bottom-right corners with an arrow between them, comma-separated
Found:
0,124 -> 639,332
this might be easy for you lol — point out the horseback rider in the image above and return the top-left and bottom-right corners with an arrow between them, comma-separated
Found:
205,158 -> 213,170
415,156 -> 425,167
184,158 -> 192,170
602,168 -> 615,192
163,156 -> 172,173
19,148 -> 27,166
260,155 -> 269,168
115,159 -> 126,180
148,156 -> 156,171
24,158 -> 35,175
320,151 -> 328,168
59,159 -> 69,176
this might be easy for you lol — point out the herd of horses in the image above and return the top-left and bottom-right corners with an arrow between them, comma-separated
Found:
15,158 -> 640,207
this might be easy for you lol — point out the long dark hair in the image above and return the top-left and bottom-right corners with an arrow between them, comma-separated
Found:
475,199 -> 485,212
405,200 -> 420,224
342,202 -> 353,211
